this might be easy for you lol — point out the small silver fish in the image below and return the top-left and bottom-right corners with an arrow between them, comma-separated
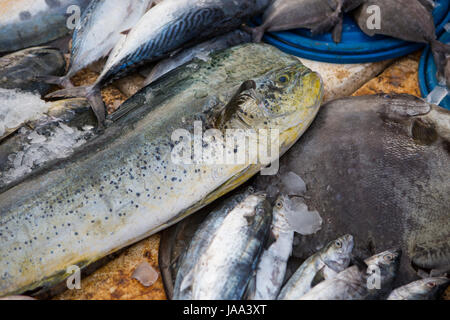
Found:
300,249 -> 401,300
174,191 -> 272,300
246,195 -> 295,300
387,277 -> 449,300
278,235 -> 354,300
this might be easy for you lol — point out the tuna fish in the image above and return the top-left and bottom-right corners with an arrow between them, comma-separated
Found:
300,249 -> 401,300
0,0 -> 91,53
144,30 -> 252,86
278,235 -> 354,300
355,0 -> 450,82
173,190 -> 271,300
250,0 -> 365,43
256,94 -> 450,285
46,0 -> 271,125
246,195 -> 295,300
41,0 -> 152,88
0,44 -> 323,297
387,277 -> 449,300
0,47 -> 65,95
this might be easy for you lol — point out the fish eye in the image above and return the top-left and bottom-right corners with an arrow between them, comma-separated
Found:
275,201 -> 283,209
278,75 -> 289,83
335,240 -> 342,248
384,254 -> 394,262
427,282 -> 436,288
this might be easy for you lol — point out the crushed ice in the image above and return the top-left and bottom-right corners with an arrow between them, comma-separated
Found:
283,197 -> 322,235
280,171 -> 307,196
0,88 -> 51,137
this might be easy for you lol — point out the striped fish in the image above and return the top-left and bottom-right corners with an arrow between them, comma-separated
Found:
46,0 -> 271,125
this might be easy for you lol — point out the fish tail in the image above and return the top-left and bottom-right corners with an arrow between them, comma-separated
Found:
431,40 -> 450,81
242,25 -> 265,43
34,75 -> 74,89
46,85 -> 106,127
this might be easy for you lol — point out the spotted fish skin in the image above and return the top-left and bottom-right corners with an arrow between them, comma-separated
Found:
0,0 -> 92,53
0,44 -> 323,297
0,47 -> 65,95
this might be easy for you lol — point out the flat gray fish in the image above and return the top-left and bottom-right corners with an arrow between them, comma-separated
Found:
0,98 -> 96,190
355,0 -> 450,81
257,94 -> 450,286
41,0 -> 152,88
251,0 -> 365,43
0,43 -> 323,297
144,30 -> 252,86
278,235 -> 354,300
176,192 -> 271,300
0,47 -> 65,95
46,0 -> 271,125
300,249 -> 401,300
387,277 -> 449,300
246,195 -> 294,300
0,0 -> 92,53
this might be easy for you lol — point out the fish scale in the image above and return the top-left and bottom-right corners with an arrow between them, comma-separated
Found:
0,44 -> 323,297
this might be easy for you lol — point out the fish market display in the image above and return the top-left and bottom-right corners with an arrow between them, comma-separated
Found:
0,98 -> 96,190
251,0 -> 365,43
0,47 -> 65,95
0,44 -> 323,297
355,0 -> 450,81
47,0 -> 271,125
278,235 -> 354,300
256,94 -> 450,285
300,249 -> 401,300
42,0 -> 152,88
144,30 -> 252,86
0,0 -> 92,53
387,277 -> 449,300
173,190 -> 271,300
246,195 -> 294,300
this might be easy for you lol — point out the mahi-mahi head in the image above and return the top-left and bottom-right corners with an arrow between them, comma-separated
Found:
0,44 -> 323,296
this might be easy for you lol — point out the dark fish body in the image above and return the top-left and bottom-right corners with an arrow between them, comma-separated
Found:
387,277 -> 449,300
144,30 -> 252,86
0,0 -> 92,53
0,47 -> 65,95
47,0 -> 271,124
355,0 -> 450,80
0,44 -> 323,297
251,0 -> 365,43
257,94 -> 450,285
300,249 -> 401,300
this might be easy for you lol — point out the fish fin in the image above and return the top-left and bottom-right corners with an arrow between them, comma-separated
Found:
244,273 -> 257,300
431,40 -> 450,81
121,29 -> 131,35
331,17 -> 344,44
178,269 -> 195,298
311,267 -> 326,287
215,80 -> 256,129
46,85 -> 106,127
352,256 -> 369,272
311,0 -> 343,36
34,75 -> 74,89
264,230 -> 277,250
243,25 -> 265,43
